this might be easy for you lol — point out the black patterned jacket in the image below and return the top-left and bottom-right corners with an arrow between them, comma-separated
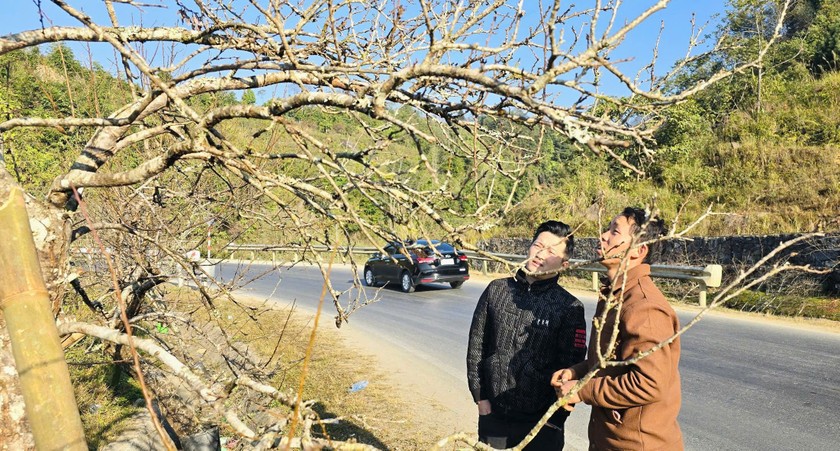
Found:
467,271 -> 587,422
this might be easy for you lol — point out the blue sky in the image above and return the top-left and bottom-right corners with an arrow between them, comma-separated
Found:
1,1 -> 732,100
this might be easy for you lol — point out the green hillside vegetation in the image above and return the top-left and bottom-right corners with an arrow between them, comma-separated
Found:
504,0 -> 840,237
3,0 -> 839,243
1,45 -> 128,191
206,106 -> 538,245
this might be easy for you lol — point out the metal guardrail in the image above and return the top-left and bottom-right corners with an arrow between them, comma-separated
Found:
224,244 -> 723,306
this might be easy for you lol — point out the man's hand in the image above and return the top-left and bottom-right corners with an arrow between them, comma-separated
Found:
477,399 -> 492,415
551,369 -> 581,412
554,380 -> 582,411
550,368 -> 576,387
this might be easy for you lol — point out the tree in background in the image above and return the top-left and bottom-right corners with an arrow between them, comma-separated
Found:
241,89 -> 257,105
0,0 -> 794,448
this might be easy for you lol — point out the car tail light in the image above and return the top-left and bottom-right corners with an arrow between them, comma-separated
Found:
417,256 -> 436,264
458,254 -> 468,261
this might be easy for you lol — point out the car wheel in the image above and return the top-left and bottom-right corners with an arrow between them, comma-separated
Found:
449,281 -> 464,289
400,272 -> 415,293
364,268 -> 377,287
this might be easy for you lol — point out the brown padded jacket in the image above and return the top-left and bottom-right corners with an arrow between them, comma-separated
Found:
570,264 -> 683,451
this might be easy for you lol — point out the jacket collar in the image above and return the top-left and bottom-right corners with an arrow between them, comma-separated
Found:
603,263 -> 651,297
514,269 -> 561,291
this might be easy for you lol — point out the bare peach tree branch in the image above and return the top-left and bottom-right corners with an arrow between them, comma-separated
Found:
0,0 -> 796,446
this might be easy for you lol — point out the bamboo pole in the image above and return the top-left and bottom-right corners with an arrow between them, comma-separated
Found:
0,186 -> 87,450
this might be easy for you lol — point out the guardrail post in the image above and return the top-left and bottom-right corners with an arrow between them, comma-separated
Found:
592,272 -> 599,291
482,260 -> 488,275
698,264 -> 722,307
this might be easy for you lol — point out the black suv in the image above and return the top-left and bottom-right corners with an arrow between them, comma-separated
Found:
363,240 -> 470,292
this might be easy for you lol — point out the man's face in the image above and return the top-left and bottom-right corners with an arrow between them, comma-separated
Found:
526,231 -> 568,278
598,214 -> 640,268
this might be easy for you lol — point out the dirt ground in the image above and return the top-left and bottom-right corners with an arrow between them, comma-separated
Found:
233,293 -> 477,449
338,323 -> 478,443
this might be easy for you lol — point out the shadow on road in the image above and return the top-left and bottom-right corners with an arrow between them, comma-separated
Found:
357,281 -> 460,293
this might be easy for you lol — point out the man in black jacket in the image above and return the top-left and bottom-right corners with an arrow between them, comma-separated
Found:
467,220 -> 587,450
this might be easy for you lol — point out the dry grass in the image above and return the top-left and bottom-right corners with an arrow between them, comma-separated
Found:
218,294 -> 434,450
66,286 -> 431,450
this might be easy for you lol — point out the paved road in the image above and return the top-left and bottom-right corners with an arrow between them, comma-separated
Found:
219,263 -> 840,451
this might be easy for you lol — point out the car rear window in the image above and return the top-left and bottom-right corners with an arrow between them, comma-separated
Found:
417,241 -> 454,254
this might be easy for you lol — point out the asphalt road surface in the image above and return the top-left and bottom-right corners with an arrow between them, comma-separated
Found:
218,262 -> 840,451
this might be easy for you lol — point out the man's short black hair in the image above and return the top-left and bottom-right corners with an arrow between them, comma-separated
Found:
619,207 -> 667,263
531,220 -> 574,259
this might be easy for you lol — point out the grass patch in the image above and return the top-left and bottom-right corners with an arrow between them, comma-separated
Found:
63,292 -> 146,449
66,346 -> 145,449
722,291 -> 840,321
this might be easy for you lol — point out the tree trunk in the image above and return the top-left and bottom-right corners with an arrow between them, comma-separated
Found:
0,316 -> 35,450
0,169 -> 80,449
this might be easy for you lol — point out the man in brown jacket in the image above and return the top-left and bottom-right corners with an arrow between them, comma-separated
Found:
551,207 -> 683,450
